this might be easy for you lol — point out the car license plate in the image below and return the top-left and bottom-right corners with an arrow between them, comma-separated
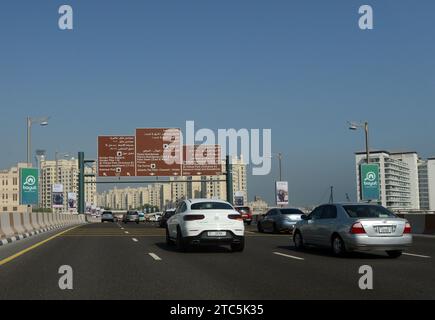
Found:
208,231 -> 227,237
378,226 -> 392,234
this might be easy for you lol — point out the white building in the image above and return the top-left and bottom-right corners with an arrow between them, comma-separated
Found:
418,158 -> 435,211
40,158 -> 97,212
355,151 -> 420,210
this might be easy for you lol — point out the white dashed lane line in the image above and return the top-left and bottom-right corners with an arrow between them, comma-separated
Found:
132,238 -> 138,242
273,252 -> 305,261
124,231 -> 130,234
148,253 -> 162,261
403,252 -> 431,259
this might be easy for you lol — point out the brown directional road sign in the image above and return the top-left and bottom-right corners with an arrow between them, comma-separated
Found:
98,136 -> 136,177
135,128 -> 182,177
182,145 -> 223,176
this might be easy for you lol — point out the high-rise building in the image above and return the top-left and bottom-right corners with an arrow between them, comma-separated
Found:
418,158 -> 435,211
40,158 -> 97,212
355,151 -> 420,210
0,163 -> 30,213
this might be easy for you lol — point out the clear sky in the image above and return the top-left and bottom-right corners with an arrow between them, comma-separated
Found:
1,0 -> 434,206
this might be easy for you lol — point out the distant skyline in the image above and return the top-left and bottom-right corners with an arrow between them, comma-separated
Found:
1,0 -> 434,206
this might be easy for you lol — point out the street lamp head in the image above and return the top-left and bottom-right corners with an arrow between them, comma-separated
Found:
348,121 -> 360,131
40,121 -> 49,127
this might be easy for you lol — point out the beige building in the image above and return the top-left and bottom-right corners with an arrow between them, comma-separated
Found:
40,158 -> 97,212
0,163 -> 30,212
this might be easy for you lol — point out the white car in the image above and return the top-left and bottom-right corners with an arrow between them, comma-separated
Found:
166,199 -> 245,252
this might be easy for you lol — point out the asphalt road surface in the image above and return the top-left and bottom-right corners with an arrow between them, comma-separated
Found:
0,222 -> 434,300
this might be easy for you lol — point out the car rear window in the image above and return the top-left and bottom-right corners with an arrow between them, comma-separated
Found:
280,209 -> 304,215
191,202 -> 233,210
103,212 -> 112,215
343,205 -> 396,218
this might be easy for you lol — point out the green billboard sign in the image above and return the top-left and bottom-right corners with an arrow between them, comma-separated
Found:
360,163 -> 380,201
20,168 -> 39,205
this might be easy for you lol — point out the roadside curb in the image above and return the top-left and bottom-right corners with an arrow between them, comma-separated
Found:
0,223 -> 83,246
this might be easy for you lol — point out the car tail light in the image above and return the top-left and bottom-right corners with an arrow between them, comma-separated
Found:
184,214 -> 205,221
228,214 -> 243,221
404,222 -> 412,234
350,222 -> 366,234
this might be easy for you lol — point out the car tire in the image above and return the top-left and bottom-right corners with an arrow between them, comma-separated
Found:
386,250 -> 402,259
331,235 -> 346,257
257,222 -> 264,233
294,231 -> 304,250
176,227 -> 188,252
231,238 -> 245,252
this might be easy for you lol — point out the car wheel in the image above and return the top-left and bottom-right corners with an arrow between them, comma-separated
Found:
176,227 -> 188,252
331,235 -> 346,256
386,250 -> 402,259
231,238 -> 245,252
294,231 -> 304,250
257,222 -> 264,233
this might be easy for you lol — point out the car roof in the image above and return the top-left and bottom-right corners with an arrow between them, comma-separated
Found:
186,198 -> 230,205
323,203 -> 380,206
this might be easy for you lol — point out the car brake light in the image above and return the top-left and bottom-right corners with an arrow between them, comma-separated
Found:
228,214 -> 243,221
404,222 -> 412,234
350,222 -> 366,234
184,214 -> 205,221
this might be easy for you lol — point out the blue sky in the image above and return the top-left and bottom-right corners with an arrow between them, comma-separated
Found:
0,0 -> 434,206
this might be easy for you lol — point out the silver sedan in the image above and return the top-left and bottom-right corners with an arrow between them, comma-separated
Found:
293,203 -> 413,258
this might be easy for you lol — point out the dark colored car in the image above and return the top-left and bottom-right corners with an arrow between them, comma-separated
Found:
235,206 -> 253,225
159,209 -> 176,228
101,211 -> 115,223
258,208 -> 305,233
122,211 -> 140,224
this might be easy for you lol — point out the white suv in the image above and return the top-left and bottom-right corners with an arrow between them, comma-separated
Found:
166,199 -> 245,252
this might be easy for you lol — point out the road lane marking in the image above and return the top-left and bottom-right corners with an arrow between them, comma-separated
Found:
273,252 -> 305,261
132,238 -> 138,242
124,231 -> 130,234
0,225 -> 83,267
403,252 -> 431,259
148,253 -> 162,261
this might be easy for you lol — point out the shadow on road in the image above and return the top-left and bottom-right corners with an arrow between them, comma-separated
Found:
276,245 -> 392,260
155,242 -> 233,254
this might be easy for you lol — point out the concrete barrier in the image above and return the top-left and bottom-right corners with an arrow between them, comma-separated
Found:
397,214 -> 435,235
0,212 -> 87,245
22,212 -> 33,233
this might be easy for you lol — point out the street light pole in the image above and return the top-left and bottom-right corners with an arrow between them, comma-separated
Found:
348,121 -> 370,164
27,117 -> 31,165
278,152 -> 283,181
364,122 -> 370,164
26,116 -> 49,166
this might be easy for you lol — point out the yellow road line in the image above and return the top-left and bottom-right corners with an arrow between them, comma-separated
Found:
0,225 -> 83,267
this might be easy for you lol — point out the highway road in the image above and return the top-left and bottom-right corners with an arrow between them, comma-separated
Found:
0,222 -> 434,300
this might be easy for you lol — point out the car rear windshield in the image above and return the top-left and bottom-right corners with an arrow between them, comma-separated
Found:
191,202 -> 233,210
280,209 -> 304,215
127,212 -> 138,215
102,212 -> 112,215
343,205 -> 396,218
